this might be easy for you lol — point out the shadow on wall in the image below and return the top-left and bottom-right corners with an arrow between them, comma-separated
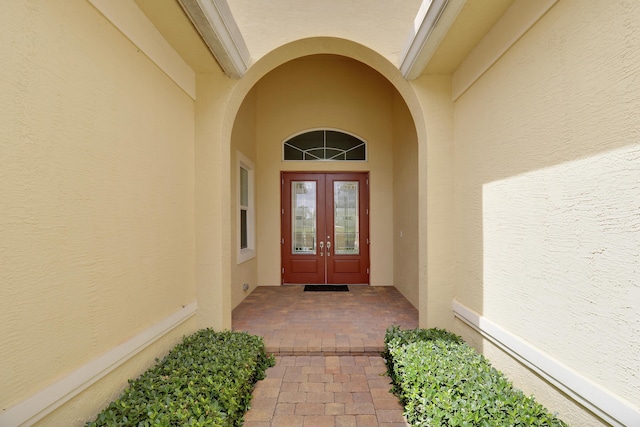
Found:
450,0 -> 640,424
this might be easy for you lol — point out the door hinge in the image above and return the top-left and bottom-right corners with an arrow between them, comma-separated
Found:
367,238 -> 370,245
281,238 -> 284,244
367,267 -> 370,274
366,178 -> 369,186
282,267 -> 285,274
282,208 -> 284,215
366,208 -> 369,215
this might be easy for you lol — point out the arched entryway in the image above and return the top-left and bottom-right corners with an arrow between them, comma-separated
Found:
216,38 -> 428,329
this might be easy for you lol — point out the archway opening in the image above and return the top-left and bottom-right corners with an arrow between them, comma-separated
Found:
229,54 -> 419,310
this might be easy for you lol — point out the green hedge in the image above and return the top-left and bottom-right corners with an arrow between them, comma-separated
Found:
86,329 -> 275,427
384,326 -> 568,427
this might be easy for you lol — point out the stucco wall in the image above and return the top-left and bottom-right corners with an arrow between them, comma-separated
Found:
231,88 -> 258,308
254,55 -> 396,286
452,0 -> 640,423
0,0 -> 196,421
412,75 -> 456,329
193,68 -> 237,330
392,93 -> 419,307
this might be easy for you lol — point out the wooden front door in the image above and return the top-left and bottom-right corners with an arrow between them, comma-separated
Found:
281,172 -> 370,284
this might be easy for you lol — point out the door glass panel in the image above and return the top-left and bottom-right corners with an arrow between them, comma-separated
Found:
292,181 -> 317,254
334,181 -> 359,255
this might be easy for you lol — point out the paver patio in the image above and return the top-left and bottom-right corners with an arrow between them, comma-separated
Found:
232,285 -> 418,426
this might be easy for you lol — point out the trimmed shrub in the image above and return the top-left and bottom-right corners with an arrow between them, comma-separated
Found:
86,329 -> 275,427
384,326 -> 568,427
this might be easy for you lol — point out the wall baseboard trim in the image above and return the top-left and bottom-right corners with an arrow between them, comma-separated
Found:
0,302 -> 197,427
452,299 -> 639,427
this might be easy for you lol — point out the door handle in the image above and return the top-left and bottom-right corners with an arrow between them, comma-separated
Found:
319,241 -> 324,256
326,241 -> 331,256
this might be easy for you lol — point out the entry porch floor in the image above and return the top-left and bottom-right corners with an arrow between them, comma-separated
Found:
232,285 -> 418,426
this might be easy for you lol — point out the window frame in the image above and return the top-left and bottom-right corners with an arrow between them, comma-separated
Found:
282,128 -> 368,162
237,151 -> 255,264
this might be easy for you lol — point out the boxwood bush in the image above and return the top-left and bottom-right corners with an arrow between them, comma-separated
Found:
86,329 -> 275,427
384,326 -> 568,427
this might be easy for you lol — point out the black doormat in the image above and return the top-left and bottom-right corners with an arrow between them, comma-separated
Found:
304,285 -> 349,292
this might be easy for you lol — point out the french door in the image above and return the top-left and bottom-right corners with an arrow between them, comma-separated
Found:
281,172 -> 370,284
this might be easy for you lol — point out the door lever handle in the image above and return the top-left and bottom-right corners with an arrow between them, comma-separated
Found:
326,241 -> 331,256
319,241 -> 324,256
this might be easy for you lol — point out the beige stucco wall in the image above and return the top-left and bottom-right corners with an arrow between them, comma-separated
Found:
32,319 -> 195,427
231,88 -> 258,308
194,72 -> 234,330
412,75 -> 456,329
0,0 -> 197,422
254,55 -> 396,286
452,0 -> 640,423
392,93 -> 419,307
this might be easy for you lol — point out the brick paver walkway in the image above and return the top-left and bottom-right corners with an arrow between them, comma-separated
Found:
233,285 -> 418,426
232,285 -> 418,356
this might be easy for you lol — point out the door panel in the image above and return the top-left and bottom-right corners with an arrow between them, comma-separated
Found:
282,172 -> 369,285
291,259 -> 320,273
333,259 -> 361,273
326,173 -> 369,284
282,173 -> 326,284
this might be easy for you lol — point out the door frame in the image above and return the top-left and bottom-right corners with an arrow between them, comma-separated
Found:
281,171 -> 370,285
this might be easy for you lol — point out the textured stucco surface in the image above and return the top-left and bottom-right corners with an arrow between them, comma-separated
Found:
455,319 -> 607,427
32,318 -> 196,427
0,0 -> 196,415
193,72 -> 235,330
482,145 -> 640,399
452,0 -> 640,422
392,92 -> 419,308
411,74 -> 456,330
231,89 -> 258,308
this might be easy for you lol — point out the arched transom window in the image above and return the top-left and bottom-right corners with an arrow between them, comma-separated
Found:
283,130 -> 367,161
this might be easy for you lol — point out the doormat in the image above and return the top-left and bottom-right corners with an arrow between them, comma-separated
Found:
304,285 -> 349,292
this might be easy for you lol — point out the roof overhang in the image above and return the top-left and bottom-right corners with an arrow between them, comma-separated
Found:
400,0 -> 466,79
178,0 -> 466,80
177,0 -> 250,79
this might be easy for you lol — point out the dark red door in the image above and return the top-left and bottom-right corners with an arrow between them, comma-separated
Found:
281,172 -> 369,284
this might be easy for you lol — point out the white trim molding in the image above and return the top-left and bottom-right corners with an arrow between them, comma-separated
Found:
178,0 -> 250,79
87,0 -> 196,100
400,0 -> 466,80
452,299 -> 640,427
237,151 -> 256,264
0,302 -> 197,427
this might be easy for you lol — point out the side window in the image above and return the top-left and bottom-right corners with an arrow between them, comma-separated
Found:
237,152 -> 255,263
